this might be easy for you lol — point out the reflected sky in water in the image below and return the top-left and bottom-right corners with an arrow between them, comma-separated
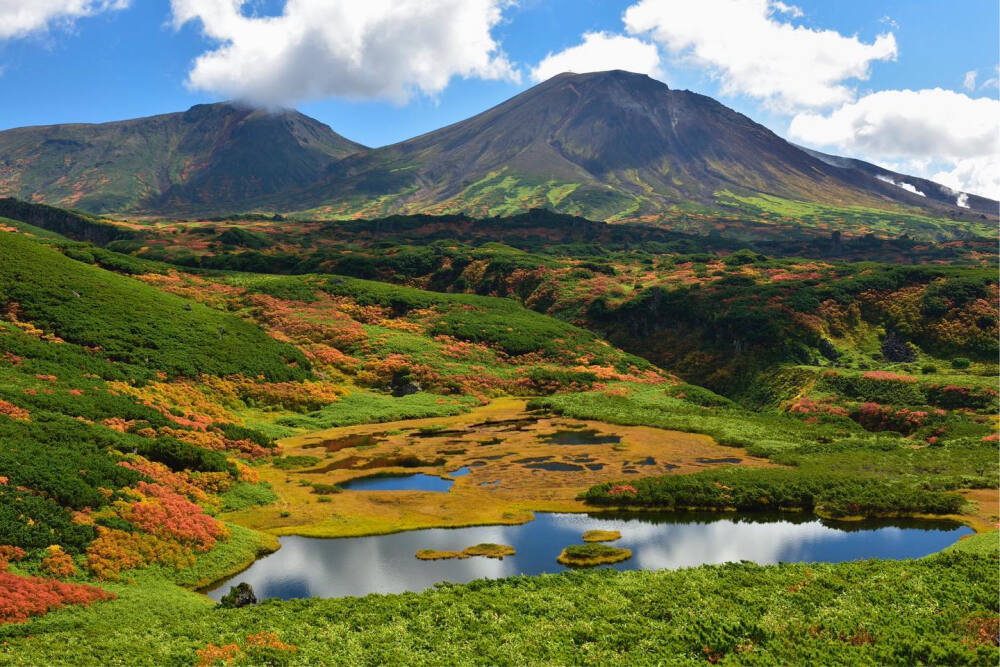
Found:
206,512 -> 970,601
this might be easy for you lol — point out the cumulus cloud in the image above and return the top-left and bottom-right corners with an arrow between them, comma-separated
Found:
530,31 -> 662,82
171,0 -> 519,106
0,0 -> 128,39
789,88 -> 1000,198
622,0 -> 897,110
963,70 -> 977,92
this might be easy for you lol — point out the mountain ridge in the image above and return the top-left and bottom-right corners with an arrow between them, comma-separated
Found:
0,71 -> 994,225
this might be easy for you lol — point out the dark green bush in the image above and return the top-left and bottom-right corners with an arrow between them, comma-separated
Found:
583,468 -> 964,517
0,487 -> 96,552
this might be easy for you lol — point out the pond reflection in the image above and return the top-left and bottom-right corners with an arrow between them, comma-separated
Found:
206,512 -> 970,601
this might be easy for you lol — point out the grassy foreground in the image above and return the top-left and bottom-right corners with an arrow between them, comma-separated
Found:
0,531 -> 995,665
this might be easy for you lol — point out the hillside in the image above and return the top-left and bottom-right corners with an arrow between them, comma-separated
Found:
0,224 -> 995,664
0,233 -> 307,379
0,103 -> 364,213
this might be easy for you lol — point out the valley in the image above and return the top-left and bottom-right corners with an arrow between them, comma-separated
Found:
0,55 -> 996,664
0,195 -> 995,663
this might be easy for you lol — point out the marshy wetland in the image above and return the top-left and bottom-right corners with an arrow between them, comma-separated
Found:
221,398 -> 775,539
211,398 -> 975,600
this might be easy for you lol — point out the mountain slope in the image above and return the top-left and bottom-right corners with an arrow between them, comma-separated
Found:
0,103 -> 365,213
299,71 -> 992,223
797,145 -> 995,216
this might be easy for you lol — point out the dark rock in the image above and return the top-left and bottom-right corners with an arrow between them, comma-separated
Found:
880,331 -> 917,362
218,582 -> 257,608
391,381 -> 422,397
819,338 -> 840,360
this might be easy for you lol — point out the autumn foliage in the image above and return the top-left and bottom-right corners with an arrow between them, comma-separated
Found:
0,572 -> 114,625
41,545 -> 78,578
0,399 -> 30,422
195,632 -> 298,666
119,482 -> 228,551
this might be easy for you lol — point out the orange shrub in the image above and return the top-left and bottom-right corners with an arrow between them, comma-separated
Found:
0,400 -> 29,422
41,546 -> 77,578
195,643 -> 242,666
85,527 -> 194,581
118,458 -> 209,502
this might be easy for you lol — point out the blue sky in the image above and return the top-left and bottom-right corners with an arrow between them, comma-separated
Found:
0,1 -> 997,196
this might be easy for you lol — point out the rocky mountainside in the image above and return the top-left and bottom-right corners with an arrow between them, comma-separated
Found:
0,103 -> 364,213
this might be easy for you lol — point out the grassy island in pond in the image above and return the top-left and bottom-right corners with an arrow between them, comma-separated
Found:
415,544 -> 517,560
582,530 -> 621,542
557,544 -> 632,567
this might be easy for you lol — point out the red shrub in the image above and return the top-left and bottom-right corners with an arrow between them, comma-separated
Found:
861,371 -> 918,383
0,572 -> 114,624
0,546 -> 25,571
853,402 -> 929,434
122,482 -> 227,552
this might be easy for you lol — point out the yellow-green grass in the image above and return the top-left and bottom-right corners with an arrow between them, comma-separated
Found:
221,398 -> 773,538
582,530 -> 621,542
415,544 -> 516,560
557,544 -> 632,567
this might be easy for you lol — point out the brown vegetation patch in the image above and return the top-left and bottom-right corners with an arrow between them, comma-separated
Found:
415,543 -> 516,560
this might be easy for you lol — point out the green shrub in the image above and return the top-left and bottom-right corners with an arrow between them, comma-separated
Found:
218,483 -> 278,512
0,233 -> 308,380
271,456 -> 321,470
582,468 -> 964,517
0,486 -> 96,552
310,483 -> 343,495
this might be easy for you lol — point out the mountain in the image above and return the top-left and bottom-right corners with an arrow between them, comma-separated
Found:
0,103 -> 364,213
298,71 -> 994,223
0,71 -> 993,229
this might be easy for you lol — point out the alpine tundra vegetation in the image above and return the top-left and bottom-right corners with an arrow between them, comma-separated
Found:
0,1 -> 997,663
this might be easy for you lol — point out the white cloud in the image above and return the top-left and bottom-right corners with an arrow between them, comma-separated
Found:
789,88 -> 1000,198
0,0 -> 128,39
771,2 -> 803,18
963,70 -> 977,92
530,31 -> 662,83
171,0 -> 519,106
623,0 -> 897,110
